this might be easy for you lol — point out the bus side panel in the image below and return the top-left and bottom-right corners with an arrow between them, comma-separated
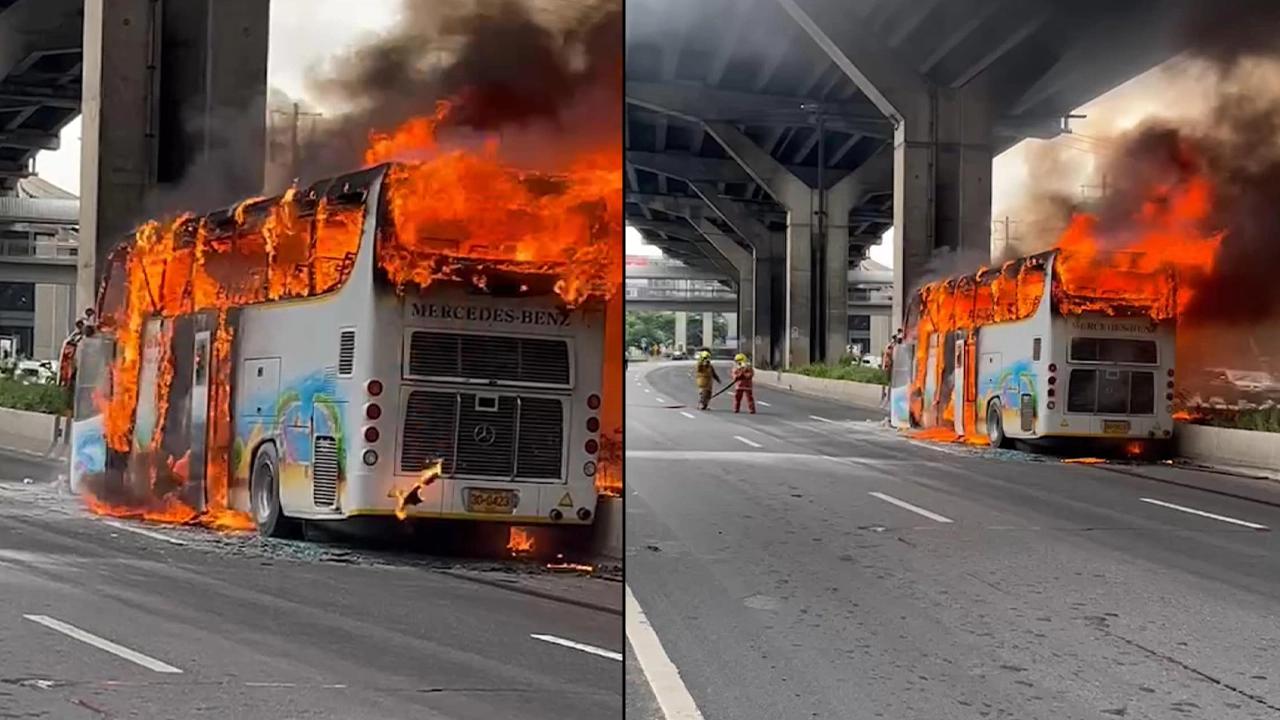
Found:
975,318 -> 1043,439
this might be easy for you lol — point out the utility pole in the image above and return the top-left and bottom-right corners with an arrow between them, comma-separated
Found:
269,103 -> 323,181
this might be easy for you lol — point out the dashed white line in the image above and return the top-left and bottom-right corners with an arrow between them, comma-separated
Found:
530,634 -> 622,662
869,491 -> 954,524
626,584 -> 706,720
656,397 -> 666,403
101,519 -> 187,546
644,388 -> 651,393
809,414 -> 834,423
757,400 -> 771,407
24,615 -> 183,674
679,411 -> 696,419
1139,498 -> 1268,530
733,435 -> 762,448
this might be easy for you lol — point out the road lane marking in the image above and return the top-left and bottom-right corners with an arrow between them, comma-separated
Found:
809,414 -> 834,423
644,389 -> 651,393
626,584 -> 706,720
679,411 -> 696,419
530,634 -> 622,662
656,397 -> 666,403
24,615 -> 183,674
869,492 -> 954,523
733,435 -> 762,448
1139,498 -> 1268,530
100,519 -> 187,546
757,401 -> 771,407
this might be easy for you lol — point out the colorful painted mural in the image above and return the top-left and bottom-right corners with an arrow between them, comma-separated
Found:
233,369 -> 348,502
71,414 -> 107,490
979,358 -> 1038,431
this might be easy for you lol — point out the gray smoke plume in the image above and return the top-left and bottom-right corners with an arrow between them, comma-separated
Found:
282,0 -> 621,184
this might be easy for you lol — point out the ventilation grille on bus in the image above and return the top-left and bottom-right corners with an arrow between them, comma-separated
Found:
337,329 -> 356,377
399,390 -> 564,480
313,436 -> 340,508
407,331 -> 569,385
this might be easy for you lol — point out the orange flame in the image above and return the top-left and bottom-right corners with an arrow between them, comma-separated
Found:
393,461 -> 441,521
507,527 -> 535,554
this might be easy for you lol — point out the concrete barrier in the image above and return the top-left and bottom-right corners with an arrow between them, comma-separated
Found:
1176,422 -> 1280,473
755,370 -> 886,411
0,406 -> 69,459
592,495 -> 622,560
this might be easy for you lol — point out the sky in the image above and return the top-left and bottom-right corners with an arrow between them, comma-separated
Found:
33,0 -> 403,196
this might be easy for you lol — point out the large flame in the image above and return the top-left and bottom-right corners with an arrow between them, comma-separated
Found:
905,138 -> 1223,438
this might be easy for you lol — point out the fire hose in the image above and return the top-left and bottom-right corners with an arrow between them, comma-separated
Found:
708,379 -> 739,401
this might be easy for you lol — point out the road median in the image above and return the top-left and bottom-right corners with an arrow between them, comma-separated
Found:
755,370 -> 887,413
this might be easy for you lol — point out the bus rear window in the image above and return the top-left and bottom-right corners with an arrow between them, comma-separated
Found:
1069,337 -> 1157,364
1067,369 -> 1155,415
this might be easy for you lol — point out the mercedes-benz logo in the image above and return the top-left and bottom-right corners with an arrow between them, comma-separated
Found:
473,423 -> 497,446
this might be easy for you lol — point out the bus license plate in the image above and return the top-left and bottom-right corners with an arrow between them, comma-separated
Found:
464,488 -> 516,515
1102,420 -> 1131,435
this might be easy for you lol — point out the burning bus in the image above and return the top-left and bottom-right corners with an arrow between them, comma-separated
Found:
889,249 -> 1177,452
69,159 -> 617,537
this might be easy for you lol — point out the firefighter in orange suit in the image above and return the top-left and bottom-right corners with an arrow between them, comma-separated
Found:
694,350 -> 720,410
732,353 -> 756,414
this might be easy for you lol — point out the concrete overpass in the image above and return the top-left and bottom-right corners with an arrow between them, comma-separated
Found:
626,0 -> 1221,368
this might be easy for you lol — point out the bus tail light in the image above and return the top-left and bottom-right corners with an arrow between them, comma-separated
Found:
367,379 -> 383,397
1168,368 -> 1175,377
577,507 -> 592,521
1047,388 -> 1055,398
364,426 -> 380,443
362,449 -> 378,466
1048,363 -> 1057,373
365,403 -> 382,420
587,394 -> 601,410
585,439 -> 599,455
1047,376 -> 1056,386
1167,380 -> 1175,389
1166,392 -> 1174,401
586,417 -> 600,433
1047,400 -> 1056,410
583,461 -> 597,476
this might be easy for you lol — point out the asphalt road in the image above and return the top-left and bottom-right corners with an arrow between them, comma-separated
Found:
626,360 -> 1280,720
0,451 -> 622,719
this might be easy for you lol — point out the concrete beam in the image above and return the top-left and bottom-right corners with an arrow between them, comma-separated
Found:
0,83 -> 80,109
0,257 -> 76,285
0,129 -> 58,150
627,80 -> 891,137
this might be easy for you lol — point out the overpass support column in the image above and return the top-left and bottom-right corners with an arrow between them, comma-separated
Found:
674,311 -> 688,352
701,312 -> 715,348
79,0 -> 270,312
695,217 -> 754,356
776,0 -> 994,325
691,183 -> 778,366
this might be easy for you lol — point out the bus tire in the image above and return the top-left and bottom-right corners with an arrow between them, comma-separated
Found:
987,401 -> 1010,449
251,444 -> 298,539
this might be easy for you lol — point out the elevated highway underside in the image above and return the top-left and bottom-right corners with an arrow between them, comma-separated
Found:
625,0 -> 1221,368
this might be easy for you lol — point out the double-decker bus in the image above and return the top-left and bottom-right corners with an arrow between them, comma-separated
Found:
889,250 -> 1177,451
70,164 -> 609,537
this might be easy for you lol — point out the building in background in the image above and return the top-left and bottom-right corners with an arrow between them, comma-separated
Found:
847,258 -> 893,359
0,177 -> 78,361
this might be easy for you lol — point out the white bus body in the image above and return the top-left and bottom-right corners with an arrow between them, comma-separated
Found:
71,165 -> 607,531
891,253 -> 1176,447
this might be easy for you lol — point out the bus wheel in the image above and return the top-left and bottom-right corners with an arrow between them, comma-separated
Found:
251,445 -> 299,539
987,401 -> 1009,449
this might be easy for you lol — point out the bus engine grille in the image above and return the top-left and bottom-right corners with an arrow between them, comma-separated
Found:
400,390 -> 565,480
407,331 -> 570,386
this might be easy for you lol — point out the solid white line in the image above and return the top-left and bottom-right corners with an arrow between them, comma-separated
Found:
869,491 -> 954,524
101,519 -> 187,546
679,411 -> 696,419
1139,498 -> 1268,530
530,634 -> 622,662
626,584 -> 706,720
24,615 -> 183,674
809,414 -> 834,423
757,400 -> 771,407
733,435 -> 762,448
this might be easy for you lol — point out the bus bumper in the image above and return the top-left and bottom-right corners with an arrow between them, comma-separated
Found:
341,471 -> 597,525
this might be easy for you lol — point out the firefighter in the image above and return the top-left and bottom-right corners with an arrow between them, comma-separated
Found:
732,353 -> 756,414
694,350 -> 720,410
880,329 -> 900,407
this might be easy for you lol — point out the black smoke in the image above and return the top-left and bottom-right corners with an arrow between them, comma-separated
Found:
282,0 -> 621,184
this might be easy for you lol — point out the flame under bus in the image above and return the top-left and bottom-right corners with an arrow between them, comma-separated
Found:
70,163 -> 608,534
889,250 -> 1177,451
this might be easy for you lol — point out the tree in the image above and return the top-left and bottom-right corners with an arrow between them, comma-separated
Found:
625,312 -> 675,350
